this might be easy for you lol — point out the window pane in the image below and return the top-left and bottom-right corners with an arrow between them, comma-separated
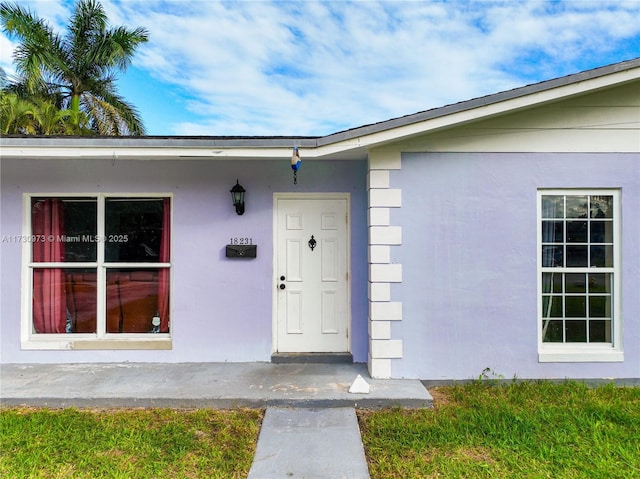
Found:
565,274 -> 586,293
542,246 -> 563,267
590,221 -> 613,244
566,246 -> 588,267
542,221 -> 563,242
65,270 -> 97,333
566,196 -> 588,218
589,296 -> 610,318
566,320 -> 587,342
565,296 -> 586,317
542,320 -> 563,342
32,198 -> 97,262
63,200 -> 98,261
589,320 -> 611,342
590,196 -> 613,218
33,268 -> 96,333
542,296 -> 563,317
542,273 -> 562,294
541,196 -> 564,218
566,221 -> 587,243
105,199 -> 169,263
588,273 -> 611,293
590,246 -> 613,267
106,269 -> 169,333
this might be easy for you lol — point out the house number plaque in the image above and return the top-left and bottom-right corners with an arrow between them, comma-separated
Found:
229,237 -> 253,245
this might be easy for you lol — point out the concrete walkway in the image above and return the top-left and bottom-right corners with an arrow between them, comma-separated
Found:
248,407 -> 371,479
1,362 -> 431,478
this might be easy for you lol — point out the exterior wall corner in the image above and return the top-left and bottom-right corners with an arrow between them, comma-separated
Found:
367,151 -> 403,378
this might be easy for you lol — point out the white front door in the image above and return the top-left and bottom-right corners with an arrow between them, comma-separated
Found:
274,194 -> 350,353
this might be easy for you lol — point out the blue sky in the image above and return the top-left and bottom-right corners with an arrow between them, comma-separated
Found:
2,0 -> 639,136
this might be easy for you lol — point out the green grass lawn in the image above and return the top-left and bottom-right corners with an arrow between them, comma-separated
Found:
0,408 -> 263,479
1,382 -> 638,479
358,381 -> 640,479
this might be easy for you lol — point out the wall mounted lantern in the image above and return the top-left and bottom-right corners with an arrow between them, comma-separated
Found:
230,180 -> 246,215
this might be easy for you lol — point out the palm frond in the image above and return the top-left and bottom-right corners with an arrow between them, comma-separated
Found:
0,3 -> 67,94
0,91 -> 38,134
81,90 -> 145,136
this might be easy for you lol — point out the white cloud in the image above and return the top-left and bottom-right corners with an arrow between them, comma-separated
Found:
0,35 -> 16,76
3,0 -> 639,135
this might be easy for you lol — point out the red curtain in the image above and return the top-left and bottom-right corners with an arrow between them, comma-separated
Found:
32,199 -> 66,333
65,272 -> 97,333
157,198 -> 171,332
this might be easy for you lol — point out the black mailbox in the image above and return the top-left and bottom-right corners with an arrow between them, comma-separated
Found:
226,244 -> 257,258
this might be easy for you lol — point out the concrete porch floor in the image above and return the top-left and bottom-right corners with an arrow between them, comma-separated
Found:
0,362 -> 432,409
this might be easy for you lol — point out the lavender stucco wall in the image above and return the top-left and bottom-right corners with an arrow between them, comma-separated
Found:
393,152 -> 640,380
0,158 -> 368,364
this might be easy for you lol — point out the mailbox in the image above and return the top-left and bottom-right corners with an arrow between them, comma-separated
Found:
226,244 -> 257,258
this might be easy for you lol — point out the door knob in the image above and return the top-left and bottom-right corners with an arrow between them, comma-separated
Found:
280,275 -> 286,281
279,284 -> 286,290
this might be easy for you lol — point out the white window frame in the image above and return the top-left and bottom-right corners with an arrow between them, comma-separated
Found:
21,193 -> 172,350
537,189 -> 622,362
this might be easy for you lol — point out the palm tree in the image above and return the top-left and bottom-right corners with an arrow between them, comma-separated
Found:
0,91 -> 37,134
31,97 -> 92,135
0,91 -> 92,135
0,0 -> 148,135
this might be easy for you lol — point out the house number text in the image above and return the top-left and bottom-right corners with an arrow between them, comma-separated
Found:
230,237 -> 253,245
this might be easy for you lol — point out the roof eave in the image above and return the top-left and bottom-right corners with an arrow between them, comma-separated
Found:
315,58 -> 640,151
1,58 -> 638,160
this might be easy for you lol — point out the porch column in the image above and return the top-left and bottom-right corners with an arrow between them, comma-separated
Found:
367,150 -> 402,379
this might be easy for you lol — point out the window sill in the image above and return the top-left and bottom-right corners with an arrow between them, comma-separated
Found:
22,337 -> 172,351
538,348 -> 623,363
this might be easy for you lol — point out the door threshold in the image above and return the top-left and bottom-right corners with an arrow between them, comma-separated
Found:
271,352 -> 353,364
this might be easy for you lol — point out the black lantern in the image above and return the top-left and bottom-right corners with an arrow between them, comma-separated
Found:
230,180 -> 245,215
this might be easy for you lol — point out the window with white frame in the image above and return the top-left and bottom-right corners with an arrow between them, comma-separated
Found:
538,190 -> 621,361
24,195 -> 170,347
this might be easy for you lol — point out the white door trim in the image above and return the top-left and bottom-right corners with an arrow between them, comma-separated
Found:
272,192 -> 351,353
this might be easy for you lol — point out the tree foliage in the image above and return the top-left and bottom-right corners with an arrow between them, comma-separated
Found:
0,91 -> 93,135
0,0 -> 148,135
